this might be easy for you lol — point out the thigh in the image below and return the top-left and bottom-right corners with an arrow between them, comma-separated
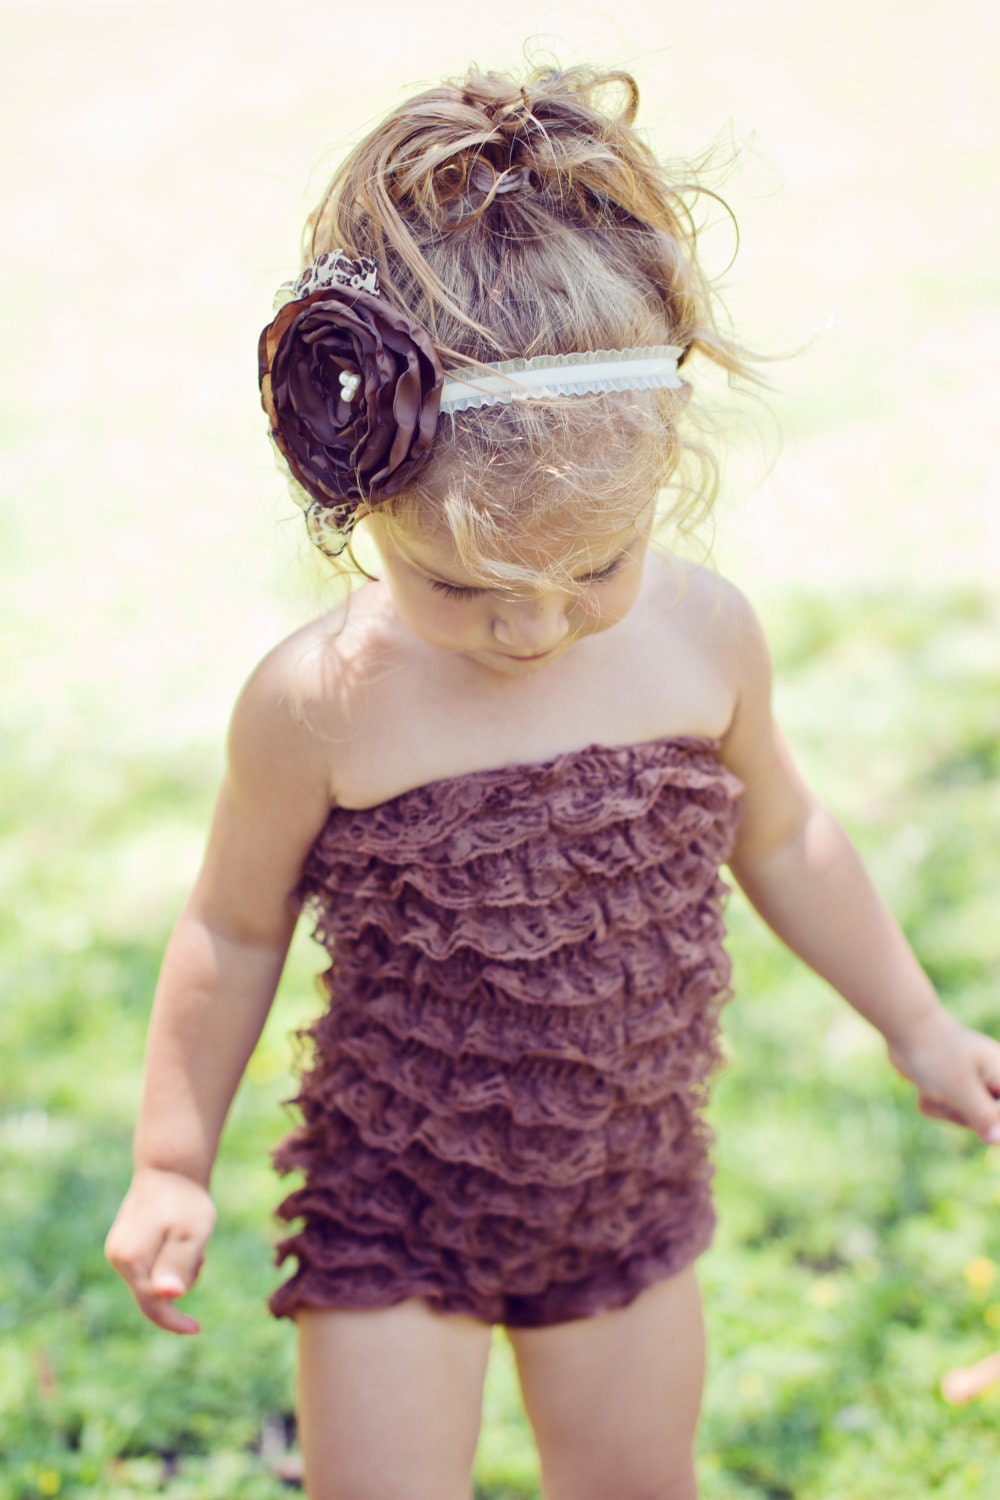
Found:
506,1267 -> 705,1500
295,1297 -> 494,1500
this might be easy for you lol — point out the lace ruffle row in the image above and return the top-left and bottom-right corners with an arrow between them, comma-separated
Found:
270,737 -> 743,1327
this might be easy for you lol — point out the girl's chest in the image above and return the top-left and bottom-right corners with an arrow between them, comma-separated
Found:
324,608 -> 735,812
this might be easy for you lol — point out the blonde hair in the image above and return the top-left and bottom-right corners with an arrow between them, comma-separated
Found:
300,63 -> 754,584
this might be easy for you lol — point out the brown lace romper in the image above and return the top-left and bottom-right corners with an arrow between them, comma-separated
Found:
269,737 -> 743,1327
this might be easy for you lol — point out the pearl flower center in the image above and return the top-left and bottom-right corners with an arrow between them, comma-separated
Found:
339,369 -> 361,403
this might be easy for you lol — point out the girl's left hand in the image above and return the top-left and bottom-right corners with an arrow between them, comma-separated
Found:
887,1008 -> 1000,1144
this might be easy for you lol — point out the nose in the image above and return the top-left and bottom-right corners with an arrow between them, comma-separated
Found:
491,592 -> 570,655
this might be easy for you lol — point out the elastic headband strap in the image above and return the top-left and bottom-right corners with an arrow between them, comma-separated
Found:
439,347 -> 685,413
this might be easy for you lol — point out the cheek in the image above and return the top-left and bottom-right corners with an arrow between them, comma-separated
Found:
403,588 -> 487,639
574,578 -> 641,631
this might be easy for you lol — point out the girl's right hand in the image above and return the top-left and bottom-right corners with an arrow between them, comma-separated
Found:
105,1167 -> 217,1335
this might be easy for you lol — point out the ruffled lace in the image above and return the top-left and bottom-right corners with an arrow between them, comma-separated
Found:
270,736 -> 743,1326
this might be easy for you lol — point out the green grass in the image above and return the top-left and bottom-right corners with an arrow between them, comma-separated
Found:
3,587 -> 1000,1497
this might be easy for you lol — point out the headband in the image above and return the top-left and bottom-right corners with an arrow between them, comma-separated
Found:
259,250 -> 687,554
440,348 -> 683,413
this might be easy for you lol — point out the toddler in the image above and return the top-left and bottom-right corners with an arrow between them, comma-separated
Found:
106,65 -> 1000,1500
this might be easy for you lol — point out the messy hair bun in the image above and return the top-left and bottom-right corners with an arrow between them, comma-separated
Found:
300,65 -> 753,572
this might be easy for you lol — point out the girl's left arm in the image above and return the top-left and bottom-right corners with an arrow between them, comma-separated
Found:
718,586 -> 1000,1143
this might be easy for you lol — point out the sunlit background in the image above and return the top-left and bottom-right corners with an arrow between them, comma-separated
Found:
3,2 -> 1000,1496
5,0 -> 999,768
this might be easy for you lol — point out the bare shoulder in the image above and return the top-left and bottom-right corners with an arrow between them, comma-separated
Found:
227,585 -> 388,803
642,556 -> 813,862
646,554 -> 767,664
640,553 -> 771,734
188,592 -> 387,942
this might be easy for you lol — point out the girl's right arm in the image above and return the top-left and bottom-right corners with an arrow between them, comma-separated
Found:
105,640 -> 336,1334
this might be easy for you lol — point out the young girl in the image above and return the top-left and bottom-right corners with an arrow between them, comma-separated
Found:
105,64 -> 1000,1500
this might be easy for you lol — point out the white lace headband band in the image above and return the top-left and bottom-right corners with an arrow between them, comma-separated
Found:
438,347 -> 685,413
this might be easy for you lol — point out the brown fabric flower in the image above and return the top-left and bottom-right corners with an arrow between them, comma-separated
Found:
258,287 -> 445,527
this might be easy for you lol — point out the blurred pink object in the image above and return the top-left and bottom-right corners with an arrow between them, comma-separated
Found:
941,1351 -> 1000,1405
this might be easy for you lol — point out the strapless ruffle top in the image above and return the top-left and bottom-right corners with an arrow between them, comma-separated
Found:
270,736 -> 743,1327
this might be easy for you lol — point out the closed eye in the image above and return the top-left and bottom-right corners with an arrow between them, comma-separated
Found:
428,578 -> 482,599
584,557 -> 625,584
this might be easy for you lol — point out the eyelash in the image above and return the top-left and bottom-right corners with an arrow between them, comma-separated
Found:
429,580 -> 481,599
428,559 -> 624,600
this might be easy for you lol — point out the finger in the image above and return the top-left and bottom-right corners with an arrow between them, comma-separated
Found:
923,1072 -> 1000,1143
978,1047 -> 1000,1107
107,1232 -> 202,1335
916,1095 -> 965,1126
965,1036 -> 1000,1139
140,1230 -> 208,1333
941,1352 -> 1000,1405
105,1220 -> 157,1295
965,1078 -> 1000,1143
150,1229 -> 206,1301
134,1286 -> 202,1336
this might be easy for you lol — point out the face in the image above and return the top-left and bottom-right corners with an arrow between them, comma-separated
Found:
367,509 -> 651,676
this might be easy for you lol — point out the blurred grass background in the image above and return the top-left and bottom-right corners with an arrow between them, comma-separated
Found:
2,0 -> 999,1495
